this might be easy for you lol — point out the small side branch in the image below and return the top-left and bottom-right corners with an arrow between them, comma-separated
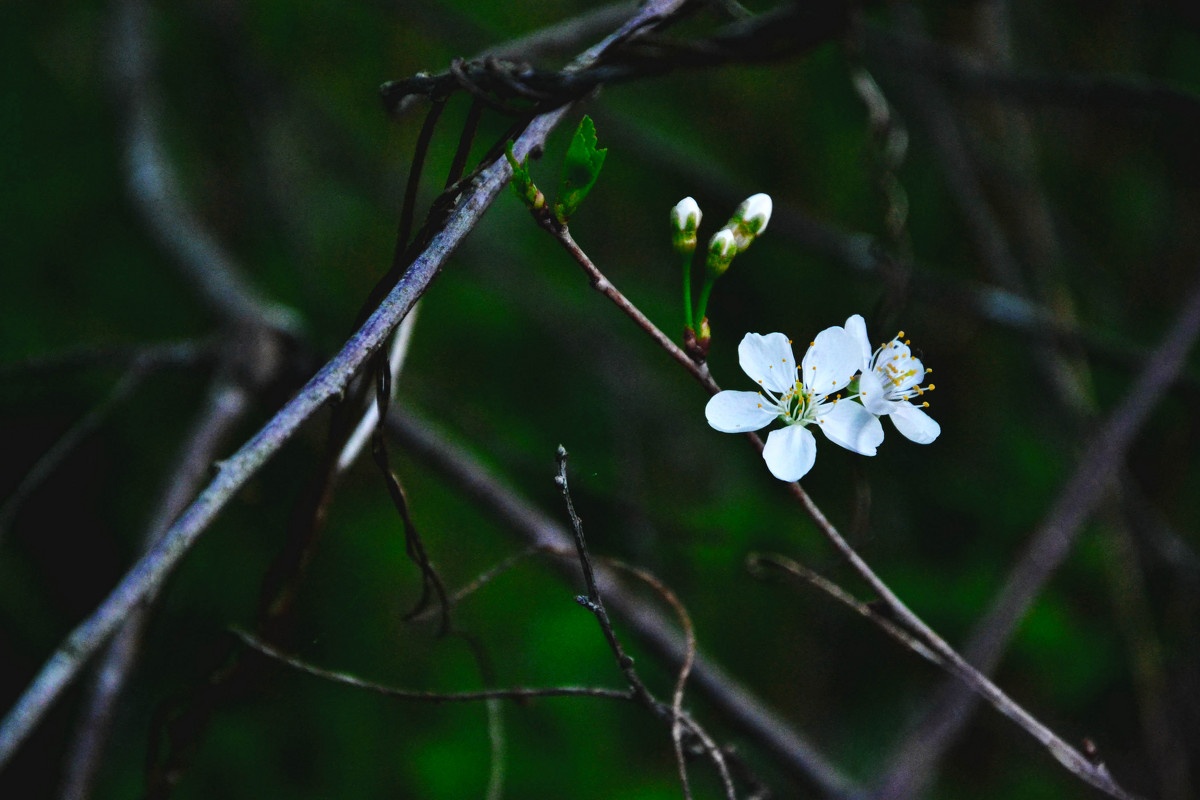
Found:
556,446 -> 732,800
555,447 -> 659,708
235,631 -> 632,704
548,226 -> 717,389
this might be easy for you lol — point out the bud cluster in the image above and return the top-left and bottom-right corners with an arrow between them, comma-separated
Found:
670,192 -> 774,362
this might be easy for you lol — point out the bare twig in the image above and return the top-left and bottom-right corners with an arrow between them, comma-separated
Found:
748,554 -> 941,665
386,410 -> 865,799
548,226 -> 717,388
556,446 -> 733,800
0,104 -> 571,773
779,460 -> 1145,800
555,448 -> 652,700
556,450 -> 698,798
370,404 -> 450,633
235,631 -> 632,703
0,0 -> 696,769
57,379 -> 253,800
882,272 -> 1200,799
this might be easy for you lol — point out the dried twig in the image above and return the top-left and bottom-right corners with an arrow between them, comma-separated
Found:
235,631 -> 632,703
386,410 -> 862,797
556,446 -> 734,800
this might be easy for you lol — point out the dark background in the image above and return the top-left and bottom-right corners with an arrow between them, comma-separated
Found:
3,1 -> 1199,798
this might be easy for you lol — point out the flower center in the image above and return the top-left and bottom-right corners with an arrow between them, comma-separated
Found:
871,331 -> 936,407
757,379 -> 841,427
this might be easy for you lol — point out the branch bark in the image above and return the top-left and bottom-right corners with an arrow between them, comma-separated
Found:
0,0 -> 697,773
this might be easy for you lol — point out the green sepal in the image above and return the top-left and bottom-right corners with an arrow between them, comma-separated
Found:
554,115 -> 607,225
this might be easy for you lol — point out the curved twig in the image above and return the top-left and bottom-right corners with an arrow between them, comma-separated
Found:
386,409 -> 863,798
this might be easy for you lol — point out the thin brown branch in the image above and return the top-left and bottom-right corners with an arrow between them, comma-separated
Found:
748,554 -> 942,666
235,631 -> 632,703
386,409 -> 865,799
555,447 -> 722,800
371,425 -> 451,634
534,199 -> 1146,800
549,225 -> 717,388
881,271 -> 1200,799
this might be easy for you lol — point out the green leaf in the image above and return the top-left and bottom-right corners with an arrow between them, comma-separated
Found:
554,115 -> 607,225
505,141 -> 542,209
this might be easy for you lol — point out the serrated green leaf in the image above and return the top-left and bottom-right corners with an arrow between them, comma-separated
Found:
555,115 -> 607,224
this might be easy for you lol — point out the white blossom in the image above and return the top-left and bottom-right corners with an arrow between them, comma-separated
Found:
706,328 -> 883,481
844,314 -> 940,444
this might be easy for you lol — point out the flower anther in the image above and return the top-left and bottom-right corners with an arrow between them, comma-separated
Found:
844,314 -> 941,444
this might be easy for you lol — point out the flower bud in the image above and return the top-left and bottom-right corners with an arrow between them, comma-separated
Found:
670,196 -> 702,256
729,192 -> 772,251
706,228 -> 737,278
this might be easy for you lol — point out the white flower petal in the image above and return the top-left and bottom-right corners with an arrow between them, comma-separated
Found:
857,368 -> 894,416
801,326 -> 861,396
843,314 -> 873,368
705,390 -> 778,433
890,402 -> 941,444
816,400 -> 885,456
670,197 -> 701,232
738,332 -> 797,394
763,424 -> 817,482
735,193 -> 772,236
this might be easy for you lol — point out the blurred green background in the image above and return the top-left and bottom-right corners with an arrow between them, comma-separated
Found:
3,0 -> 1200,798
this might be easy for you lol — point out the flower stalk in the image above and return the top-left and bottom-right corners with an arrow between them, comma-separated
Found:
672,194 -> 772,363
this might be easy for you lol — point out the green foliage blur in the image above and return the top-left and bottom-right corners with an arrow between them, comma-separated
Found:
3,1 -> 1200,798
